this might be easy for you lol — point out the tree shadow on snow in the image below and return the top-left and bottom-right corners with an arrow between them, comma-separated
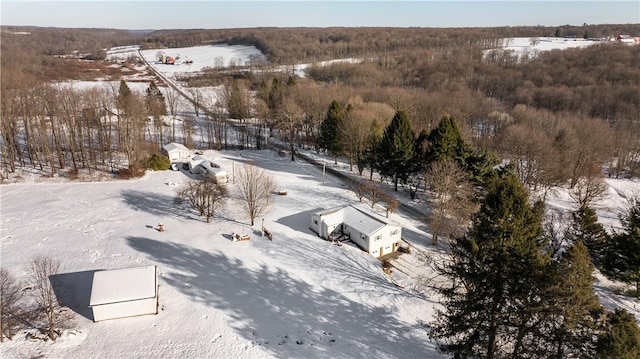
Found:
50,270 -> 101,321
120,190 -> 191,220
126,236 -> 439,358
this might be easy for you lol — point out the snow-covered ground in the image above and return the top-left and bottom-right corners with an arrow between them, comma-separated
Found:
2,146 -> 639,358
485,36 -> 607,60
0,149 -> 439,358
140,45 -> 266,78
2,41 -> 640,357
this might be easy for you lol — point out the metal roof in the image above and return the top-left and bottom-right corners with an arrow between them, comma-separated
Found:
315,203 -> 400,237
89,265 -> 157,306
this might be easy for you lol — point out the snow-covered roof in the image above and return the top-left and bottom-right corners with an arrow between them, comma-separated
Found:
89,265 -> 157,306
315,203 -> 400,236
188,155 -> 207,168
163,142 -> 189,152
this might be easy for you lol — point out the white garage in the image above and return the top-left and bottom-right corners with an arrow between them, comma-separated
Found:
162,142 -> 190,161
89,265 -> 158,322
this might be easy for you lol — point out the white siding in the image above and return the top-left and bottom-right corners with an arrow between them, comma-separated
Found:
309,203 -> 403,258
92,297 -> 157,322
90,266 -> 158,322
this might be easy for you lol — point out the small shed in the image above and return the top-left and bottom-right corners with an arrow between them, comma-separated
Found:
310,203 -> 403,258
89,265 -> 158,322
162,142 -> 190,161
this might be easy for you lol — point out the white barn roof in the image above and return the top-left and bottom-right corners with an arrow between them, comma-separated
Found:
162,142 -> 189,152
90,265 -> 157,306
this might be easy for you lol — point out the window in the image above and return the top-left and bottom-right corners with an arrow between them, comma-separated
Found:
361,234 -> 366,240
391,229 -> 398,235
313,220 -> 318,225
375,235 -> 382,241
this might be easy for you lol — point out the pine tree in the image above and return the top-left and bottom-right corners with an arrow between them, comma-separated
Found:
604,198 -> 640,294
377,111 -> 415,191
145,81 -> 167,117
426,115 -> 470,165
116,79 -> 132,114
430,173 -> 549,358
541,241 -> 602,358
597,308 -> 640,359
361,119 -> 383,180
426,115 -> 496,185
318,100 -> 345,163
568,205 -> 609,267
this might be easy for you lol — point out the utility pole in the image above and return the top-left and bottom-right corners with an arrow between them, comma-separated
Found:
322,158 -> 326,184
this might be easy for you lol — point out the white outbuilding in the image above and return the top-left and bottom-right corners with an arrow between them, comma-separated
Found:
310,203 -> 403,258
162,142 -> 190,161
89,265 -> 158,322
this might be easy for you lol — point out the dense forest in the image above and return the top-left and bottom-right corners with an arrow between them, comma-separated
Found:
2,24 -> 639,182
2,24 -> 640,356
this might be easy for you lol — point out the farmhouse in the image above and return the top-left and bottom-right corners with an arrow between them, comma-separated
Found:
89,265 -> 158,322
187,155 -> 229,183
200,161 -> 229,184
162,142 -> 190,161
310,203 -> 403,258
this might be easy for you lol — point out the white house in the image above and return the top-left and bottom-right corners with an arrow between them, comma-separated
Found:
187,155 -> 208,173
89,265 -> 158,322
202,162 -> 229,184
187,155 -> 228,183
162,142 -> 190,161
310,203 -> 403,258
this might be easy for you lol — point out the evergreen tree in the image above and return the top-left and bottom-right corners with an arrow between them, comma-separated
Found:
604,198 -> 640,294
568,205 -> 610,267
412,129 -> 430,175
426,115 -> 470,165
541,241 -> 602,358
426,115 -> 496,185
377,111 -> 415,191
318,100 -> 345,163
145,81 -> 167,117
225,79 -> 251,121
116,79 -> 132,114
361,119 -> 383,180
597,308 -> 640,359
430,173 -> 549,358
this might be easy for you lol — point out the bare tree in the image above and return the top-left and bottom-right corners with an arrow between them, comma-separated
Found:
351,180 -> 386,209
349,178 -> 367,202
29,256 -> 61,341
381,193 -> 399,218
0,268 -> 23,341
178,177 -> 227,223
275,97 -> 304,161
236,164 -> 276,226
187,87 -> 202,117
425,159 -> 476,245
164,86 -> 184,143
569,163 -> 608,208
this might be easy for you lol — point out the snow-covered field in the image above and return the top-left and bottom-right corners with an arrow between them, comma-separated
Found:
2,40 -> 640,357
140,45 -> 266,77
486,37 -> 609,60
0,150 -> 439,358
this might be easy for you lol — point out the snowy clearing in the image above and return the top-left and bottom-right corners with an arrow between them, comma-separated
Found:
0,149 -> 439,358
2,40 -> 640,358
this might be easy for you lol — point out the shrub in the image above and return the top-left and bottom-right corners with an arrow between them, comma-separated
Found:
146,154 -> 171,171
